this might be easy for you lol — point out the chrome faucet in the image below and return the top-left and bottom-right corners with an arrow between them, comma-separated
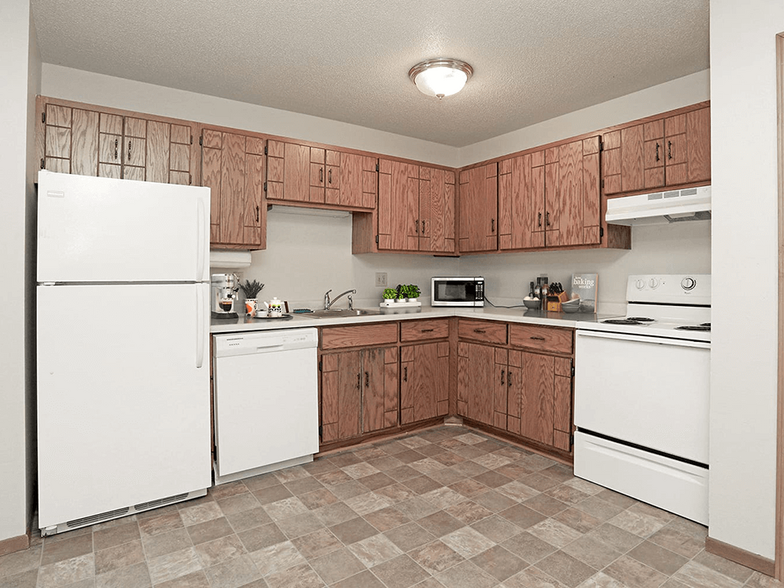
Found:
324,288 -> 357,310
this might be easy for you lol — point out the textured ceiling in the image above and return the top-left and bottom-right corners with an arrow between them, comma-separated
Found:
30,0 -> 709,147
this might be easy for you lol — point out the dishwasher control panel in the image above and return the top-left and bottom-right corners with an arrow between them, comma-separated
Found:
213,328 -> 318,358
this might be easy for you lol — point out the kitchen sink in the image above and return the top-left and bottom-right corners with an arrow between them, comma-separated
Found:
309,308 -> 383,318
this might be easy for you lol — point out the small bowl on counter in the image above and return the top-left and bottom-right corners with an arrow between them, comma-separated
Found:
561,298 -> 581,313
523,297 -> 540,309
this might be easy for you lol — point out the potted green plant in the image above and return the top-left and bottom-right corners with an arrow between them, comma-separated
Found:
381,284 -> 421,308
239,279 -> 265,315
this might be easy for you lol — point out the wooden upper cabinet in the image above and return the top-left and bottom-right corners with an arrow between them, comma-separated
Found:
499,137 -> 600,250
458,163 -> 498,253
200,129 -> 266,250
376,160 -> 456,254
267,139 -> 376,210
604,104 -> 710,195
499,151 -> 545,250
39,98 -> 195,186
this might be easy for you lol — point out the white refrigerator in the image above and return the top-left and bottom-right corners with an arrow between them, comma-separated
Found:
36,170 -> 212,535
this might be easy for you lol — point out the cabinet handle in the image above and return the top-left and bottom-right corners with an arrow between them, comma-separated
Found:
546,212 -> 551,227
474,328 -> 486,334
530,336 -> 546,341
356,373 -> 361,389
365,372 -> 369,388
128,140 -> 132,162
328,169 -> 332,184
668,141 -> 672,160
507,372 -> 512,387
491,218 -> 495,233
500,369 -> 505,385
655,142 -> 660,162
415,219 -> 419,234
538,212 -> 542,228
255,205 -> 259,223
422,220 -> 426,234
403,366 -> 408,382
114,138 -> 118,161
421,328 -> 434,333
319,167 -> 323,183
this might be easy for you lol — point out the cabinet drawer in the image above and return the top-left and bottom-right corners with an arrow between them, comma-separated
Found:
457,319 -> 507,345
400,319 -> 450,342
509,324 -> 573,355
321,323 -> 398,350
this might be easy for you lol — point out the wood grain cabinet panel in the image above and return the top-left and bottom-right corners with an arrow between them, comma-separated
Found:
320,323 -> 398,350
362,347 -> 399,433
39,99 -> 195,186
457,319 -> 507,345
509,324 -> 573,355
200,128 -> 266,249
604,105 -> 710,196
400,319 -> 450,342
499,151 -> 545,250
377,160 -> 455,253
458,163 -> 498,253
268,140 -> 376,210
400,341 -> 449,425
457,341 -> 496,426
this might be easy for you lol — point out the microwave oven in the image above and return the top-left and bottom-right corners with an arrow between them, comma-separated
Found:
431,277 -> 485,307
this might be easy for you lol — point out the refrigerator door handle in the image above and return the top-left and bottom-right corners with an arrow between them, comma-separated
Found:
196,197 -> 206,282
196,286 -> 206,369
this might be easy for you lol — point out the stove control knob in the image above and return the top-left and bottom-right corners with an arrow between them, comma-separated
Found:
681,277 -> 696,291
635,279 -> 646,290
648,277 -> 660,289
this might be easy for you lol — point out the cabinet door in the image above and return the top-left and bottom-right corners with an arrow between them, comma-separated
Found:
98,113 -> 123,179
643,118 -> 665,189
549,137 -> 601,247
377,159 -> 419,251
362,347 -> 399,433
419,167 -> 455,253
506,350 -> 523,435
266,140 -> 311,203
685,106 -> 711,183
519,352 -> 555,446
498,152 -> 545,250
43,104 -> 100,176
401,342 -> 449,425
457,342 -> 495,426
602,124 -> 644,195
458,163 -> 498,253
330,152 -> 375,209
493,348 -> 509,430
553,357 -> 573,452
320,351 -> 362,443
200,130 -> 265,249
544,147 -> 561,245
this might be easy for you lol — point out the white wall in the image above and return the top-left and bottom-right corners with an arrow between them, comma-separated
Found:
41,65 -> 458,168
0,0 -> 39,543
709,0 -> 782,560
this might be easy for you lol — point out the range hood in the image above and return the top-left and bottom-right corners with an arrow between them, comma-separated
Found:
606,186 -> 711,226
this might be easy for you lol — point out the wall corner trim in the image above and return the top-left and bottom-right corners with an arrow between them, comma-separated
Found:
0,533 -> 30,558
705,536 -> 776,577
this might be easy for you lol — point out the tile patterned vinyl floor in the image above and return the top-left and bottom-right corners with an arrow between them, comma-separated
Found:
1,426 -> 781,588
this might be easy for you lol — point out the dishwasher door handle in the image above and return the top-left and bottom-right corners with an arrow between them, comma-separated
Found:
255,343 -> 285,351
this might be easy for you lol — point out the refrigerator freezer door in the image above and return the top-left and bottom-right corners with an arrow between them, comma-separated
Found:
37,171 -> 209,284
37,283 -> 211,529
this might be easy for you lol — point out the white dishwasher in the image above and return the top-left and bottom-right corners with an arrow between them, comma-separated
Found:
212,328 -> 319,484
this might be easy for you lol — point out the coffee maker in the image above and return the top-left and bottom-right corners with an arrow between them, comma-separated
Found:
211,273 -> 240,318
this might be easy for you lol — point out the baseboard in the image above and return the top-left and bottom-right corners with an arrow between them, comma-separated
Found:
0,533 -> 29,557
705,536 -> 775,577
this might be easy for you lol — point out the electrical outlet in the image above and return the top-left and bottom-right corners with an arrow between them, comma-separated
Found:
375,272 -> 388,287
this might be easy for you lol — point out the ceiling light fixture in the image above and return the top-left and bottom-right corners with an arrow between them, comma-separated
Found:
408,58 -> 473,99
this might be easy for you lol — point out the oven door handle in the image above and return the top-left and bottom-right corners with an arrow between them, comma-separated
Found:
576,330 -> 711,349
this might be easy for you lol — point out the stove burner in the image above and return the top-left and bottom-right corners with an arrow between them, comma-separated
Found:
676,325 -> 711,332
602,318 -> 648,325
626,317 -> 655,322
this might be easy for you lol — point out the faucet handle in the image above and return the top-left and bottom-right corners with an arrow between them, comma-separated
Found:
347,294 -> 354,310
324,289 -> 332,309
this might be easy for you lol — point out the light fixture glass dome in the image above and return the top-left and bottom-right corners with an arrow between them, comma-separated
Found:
409,58 -> 473,99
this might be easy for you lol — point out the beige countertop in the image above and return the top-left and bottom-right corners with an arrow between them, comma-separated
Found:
210,304 -> 606,334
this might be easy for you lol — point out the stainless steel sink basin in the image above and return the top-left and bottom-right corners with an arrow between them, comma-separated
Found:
309,308 -> 383,318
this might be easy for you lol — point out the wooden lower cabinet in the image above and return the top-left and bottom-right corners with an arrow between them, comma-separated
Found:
320,346 -> 398,443
400,341 -> 449,425
458,323 -> 574,454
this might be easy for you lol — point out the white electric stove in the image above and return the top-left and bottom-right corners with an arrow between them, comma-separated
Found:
574,274 -> 711,524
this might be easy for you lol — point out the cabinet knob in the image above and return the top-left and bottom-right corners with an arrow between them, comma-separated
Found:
500,369 -> 505,385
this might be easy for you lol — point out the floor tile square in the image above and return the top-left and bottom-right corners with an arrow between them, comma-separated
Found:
470,514 -> 521,543
535,550 -> 597,588
409,539 -> 464,574
628,540 -> 689,576
291,527 -> 342,560
470,544 -> 527,581
329,516 -> 379,544
371,554 -> 429,588
348,533 -> 404,567
363,505 -> 411,532
384,522 -> 435,552
434,559 -> 497,588
445,499 -> 494,525
193,534 -> 246,569
417,510 -> 465,537
310,546 -> 365,584
501,530 -> 556,564
441,526 -> 496,558
264,561 -> 323,588
247,540 -> 305,577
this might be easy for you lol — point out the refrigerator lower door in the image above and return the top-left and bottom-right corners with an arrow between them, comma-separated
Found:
37,171 -> 210,283
37,283 -> 211,530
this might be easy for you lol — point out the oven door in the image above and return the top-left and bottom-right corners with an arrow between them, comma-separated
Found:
574,329 -> 710,464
